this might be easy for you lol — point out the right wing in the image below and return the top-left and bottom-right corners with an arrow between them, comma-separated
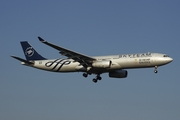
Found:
38,37 -> 96,67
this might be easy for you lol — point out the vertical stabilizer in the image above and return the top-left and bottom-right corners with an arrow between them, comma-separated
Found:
20,41 -> 46,60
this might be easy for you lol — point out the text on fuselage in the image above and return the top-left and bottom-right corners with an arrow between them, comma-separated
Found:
119,53 -> 151,58
139,58 -> 151,64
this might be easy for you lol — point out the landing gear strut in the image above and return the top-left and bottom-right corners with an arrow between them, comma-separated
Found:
154,66 -> 158,73
92,74 -> 102,83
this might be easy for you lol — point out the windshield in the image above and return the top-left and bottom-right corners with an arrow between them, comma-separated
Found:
163,55 -> 169,57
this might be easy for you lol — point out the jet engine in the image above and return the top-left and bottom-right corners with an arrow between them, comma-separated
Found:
109,70 -> 128,78
92,60 -> 112,68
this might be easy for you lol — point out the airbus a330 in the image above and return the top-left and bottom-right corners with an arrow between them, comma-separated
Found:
11,37 -> 173,83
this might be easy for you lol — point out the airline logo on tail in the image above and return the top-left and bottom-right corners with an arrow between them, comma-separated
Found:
25,47 -> 34,57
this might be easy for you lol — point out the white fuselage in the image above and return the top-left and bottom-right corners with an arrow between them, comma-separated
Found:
22,53 -> 173,73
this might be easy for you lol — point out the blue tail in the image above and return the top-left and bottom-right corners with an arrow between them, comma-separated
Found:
21,41 -> 46,60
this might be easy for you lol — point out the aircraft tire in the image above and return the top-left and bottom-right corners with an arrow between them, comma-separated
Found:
92,78 -> 98,83
97,76 -> 102,80
154,70 -> 158,73
83,73 -> 88,77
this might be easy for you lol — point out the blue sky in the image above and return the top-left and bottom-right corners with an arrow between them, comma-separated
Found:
1,0 -> 180,120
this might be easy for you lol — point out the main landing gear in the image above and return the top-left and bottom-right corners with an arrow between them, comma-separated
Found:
154,66 -> 158,73
83,73 -> 102,83
83,73 -> 88,78
92,75 -> 102,83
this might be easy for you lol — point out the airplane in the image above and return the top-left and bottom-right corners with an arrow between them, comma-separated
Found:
11,37 -> 173,83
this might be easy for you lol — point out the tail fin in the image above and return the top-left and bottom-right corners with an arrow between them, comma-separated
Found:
21,41 -> 46,60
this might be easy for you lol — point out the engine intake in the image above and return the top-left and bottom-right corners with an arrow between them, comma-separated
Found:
92,60 -> 112,68
109,70 -> 128,78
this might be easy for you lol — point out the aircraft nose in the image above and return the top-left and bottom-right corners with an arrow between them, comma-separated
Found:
167,57 -> 173,63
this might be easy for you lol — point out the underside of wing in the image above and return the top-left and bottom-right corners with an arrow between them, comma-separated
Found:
38,37 -> 96,67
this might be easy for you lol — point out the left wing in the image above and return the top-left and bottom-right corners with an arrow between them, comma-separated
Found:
38,37 -> 96,67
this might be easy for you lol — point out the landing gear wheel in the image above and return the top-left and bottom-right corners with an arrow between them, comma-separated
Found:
96,74 -> 102,80
97,76 -> 102,80
92,74 -> 102,83
92,78 -> 98,83
83,73 -> 88,78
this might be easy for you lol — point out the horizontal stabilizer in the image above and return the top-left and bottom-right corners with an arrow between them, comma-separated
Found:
11,56 -> 34,65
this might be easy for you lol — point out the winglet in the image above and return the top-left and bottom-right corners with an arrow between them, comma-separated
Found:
38,36 -> 46,42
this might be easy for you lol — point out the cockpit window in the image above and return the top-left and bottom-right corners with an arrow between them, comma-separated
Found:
163,55 -> 169,57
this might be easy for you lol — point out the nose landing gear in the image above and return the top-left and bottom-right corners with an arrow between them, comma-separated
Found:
154,66 -> 158,73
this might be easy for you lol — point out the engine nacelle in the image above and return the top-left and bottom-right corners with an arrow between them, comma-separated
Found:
109,70 -> 128,78
92,60 -> 111,68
